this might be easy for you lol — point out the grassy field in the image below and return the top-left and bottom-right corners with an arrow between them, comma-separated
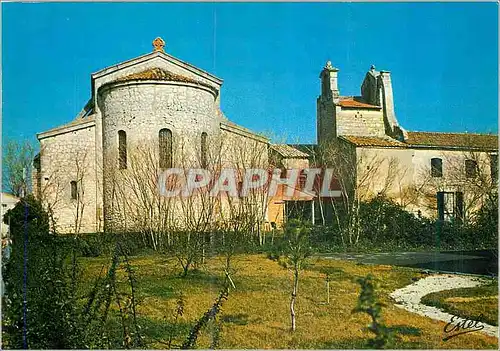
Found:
421,281 -> 498,326
79,253 -> 498,349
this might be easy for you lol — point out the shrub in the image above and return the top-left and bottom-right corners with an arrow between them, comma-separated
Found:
352,274 -> 395,349
2,195 -> 85,348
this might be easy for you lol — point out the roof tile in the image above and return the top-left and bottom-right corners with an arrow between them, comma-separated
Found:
338,97 -> 381,109
341,136 -> 406,147
108,67 -> 216,92
406,132 -> 498,150
270,144 -> 310,158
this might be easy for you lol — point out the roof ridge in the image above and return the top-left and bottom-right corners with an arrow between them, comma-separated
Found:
408,131 -> 498,136
100,66 -> 218,93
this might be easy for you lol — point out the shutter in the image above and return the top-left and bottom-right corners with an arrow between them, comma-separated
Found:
436,192 -> 445,220
455,192 -> 464,221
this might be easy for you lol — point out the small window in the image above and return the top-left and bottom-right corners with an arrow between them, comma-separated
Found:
201,132 -> 208,169
465,159 -> 477,178
118,130 -> 127,169
159,128 -> 173,169
70,181 -> 77,200
490,154 -> 498,183
431,158 -> 443,177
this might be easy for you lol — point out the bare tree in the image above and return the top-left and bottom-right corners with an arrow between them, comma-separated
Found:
316,139 -> 402,247
2,139 -> 35,197
71,149 -> 91,235
278,219 -> 312,331
416,143 -> 497,223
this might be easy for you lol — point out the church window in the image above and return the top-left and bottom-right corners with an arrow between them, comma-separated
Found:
431,158 -> 442,177
201,132 -> 208,169
118,130 -> 127,169
70,181 -> 77,200
159,128 -> 173,169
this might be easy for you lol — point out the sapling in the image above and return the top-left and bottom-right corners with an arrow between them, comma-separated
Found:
278,219 -> 313,331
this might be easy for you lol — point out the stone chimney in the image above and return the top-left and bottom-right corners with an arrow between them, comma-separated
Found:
379,71 -> 396,126
317,61 -> 339,143
319,61 -> 340,102
378,70 -> 405,139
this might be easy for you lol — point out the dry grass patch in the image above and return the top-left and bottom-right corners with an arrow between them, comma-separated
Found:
78,253 -> 498,349
421,280 -> 498,327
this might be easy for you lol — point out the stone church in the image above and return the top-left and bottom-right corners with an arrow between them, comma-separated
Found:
33,38 -> 498,234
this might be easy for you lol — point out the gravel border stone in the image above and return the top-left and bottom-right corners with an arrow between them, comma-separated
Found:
390,274 -> 498,338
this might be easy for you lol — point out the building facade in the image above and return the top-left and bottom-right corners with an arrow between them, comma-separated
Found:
33,38 -> 498,233
315,61 -> 498,221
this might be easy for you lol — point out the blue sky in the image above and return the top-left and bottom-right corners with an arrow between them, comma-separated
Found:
2,2 -> 498,146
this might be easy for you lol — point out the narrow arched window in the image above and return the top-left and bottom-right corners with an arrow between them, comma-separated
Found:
159,128 -> 173,169
431,158 -> 442,177
118,130 -> 127,169
70,181 -> 77,200
465,159 -> 478,178
201,132 -> 208,169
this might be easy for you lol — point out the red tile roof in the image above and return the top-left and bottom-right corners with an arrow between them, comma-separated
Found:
405,132 -> 498,150
338,97 -> 381,109
104,67 -> 217,92
341,132 -> 498,150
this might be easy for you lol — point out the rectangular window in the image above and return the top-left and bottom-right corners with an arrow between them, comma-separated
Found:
465,159 -> 477,178
70,181 -> 78,200
431,158 -> 443,177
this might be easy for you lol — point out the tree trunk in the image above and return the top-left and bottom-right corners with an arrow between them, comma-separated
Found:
326,280 -> 330,304
290,268 -> 299,331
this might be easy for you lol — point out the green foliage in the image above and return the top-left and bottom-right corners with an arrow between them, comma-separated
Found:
277,219 -> 314,270
69,232 -> 151,257
181,287 -> 229,349
80,245 -> 143,349
2,196 -> 144,349
352,274 -> 395,349
167,293 -> 186,348
307,196 -> 499,252
3,194 -> 49,236
473,194 -> 498,249
359,197 -> 433,248
2,195 -> 84,348
2,139 -> 35,197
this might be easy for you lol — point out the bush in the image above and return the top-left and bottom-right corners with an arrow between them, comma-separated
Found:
2,195 -> 85,348
359,197 -> 429,247
305,196 -> 498,252
352,274 -> 395,349
473,194 -> 498,249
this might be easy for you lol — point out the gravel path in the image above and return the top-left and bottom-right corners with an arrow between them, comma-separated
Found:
390,274 -> 498,338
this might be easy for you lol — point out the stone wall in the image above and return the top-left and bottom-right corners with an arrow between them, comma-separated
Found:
336,108 -> 386,137
38,121 -> 98,234
98,79 -> 220,231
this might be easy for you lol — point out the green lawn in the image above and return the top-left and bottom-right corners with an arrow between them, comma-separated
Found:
421,281 -> 498,326
78,253 -> 498,349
